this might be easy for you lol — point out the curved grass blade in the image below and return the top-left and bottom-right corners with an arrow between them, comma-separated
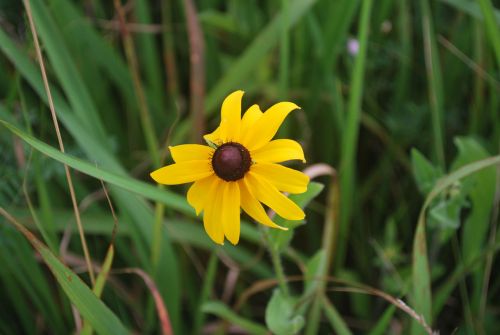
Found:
205,0 -> 318,113
412,154 -> 500,332
0,120 -> 192,214
0,209 -> 129,335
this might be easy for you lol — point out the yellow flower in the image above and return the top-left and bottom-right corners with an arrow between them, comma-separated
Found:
150,90 -> 309,245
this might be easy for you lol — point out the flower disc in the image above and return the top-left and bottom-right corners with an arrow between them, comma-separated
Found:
212,142 -> 251,181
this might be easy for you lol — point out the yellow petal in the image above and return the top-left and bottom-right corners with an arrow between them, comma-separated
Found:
222,182 -> 241,245
251,163 -> 309,194
169,144 -> 214,163
240,104 -> 263,141
150,161 -> 212,185
203,125 -> 222,146
219,90 -> 244,142
203,179 -> 225,244
187,175 -> 218,215
251,139 -> 305,163
239,178 -> 287,230
241,101 -> 300,150
246,172 -> 305,220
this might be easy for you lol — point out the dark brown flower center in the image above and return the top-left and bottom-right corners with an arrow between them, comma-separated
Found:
211,142 -> 251,181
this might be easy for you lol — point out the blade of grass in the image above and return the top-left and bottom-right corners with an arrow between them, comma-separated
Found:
337,0 -> 373,268
193,252 -> 218,335
474,0 -> 500,327
28,0 -> 107,142
23,0 -> 95,285
440,0 -> 500,24
1,120 -> 191,214
0,18 -> 179,335
322,296 -> 352,335
0,209 -> 129,335
420,0 -> 446,168
82,181 -> 118,335
204,0 -> 318,113
412,154 -> 500,332
184,0 -> 206,141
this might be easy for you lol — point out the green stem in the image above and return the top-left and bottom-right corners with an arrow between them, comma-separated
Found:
263,227 -> 290,296
271,245 -> 290,296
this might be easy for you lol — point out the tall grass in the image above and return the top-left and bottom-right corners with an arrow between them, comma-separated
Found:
1,0 -> 500,334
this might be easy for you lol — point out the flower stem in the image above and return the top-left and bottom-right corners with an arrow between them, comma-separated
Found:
262,227 -> 290,296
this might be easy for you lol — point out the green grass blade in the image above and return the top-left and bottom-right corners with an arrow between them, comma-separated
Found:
476,0 -> 500,68
412,154 -> 500,332
29,0 -> 107,142
337,0 -> 373,267
420,0 -> 446,168
81,245 -> 115,335
322,297 -> 352,335
0,211 -> 129,335
0,120 -> 191,214
440,0 -> 500,24
205,0 -> 318,113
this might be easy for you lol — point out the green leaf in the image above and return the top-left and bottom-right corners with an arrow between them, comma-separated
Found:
412,154 -> 500,332
411,148 -> 443,195
322,297 -> 353,335
452,137 -> 496,261
0,120 -> 191,214
29,0 -> 107,142
269,182 -> 324,252
265,289 -> 305,335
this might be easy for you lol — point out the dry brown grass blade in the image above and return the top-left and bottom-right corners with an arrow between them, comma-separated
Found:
114,268 -> 173,335
184,0 -> 206,142
22,0 -> 95,285
232,274 -> 438,334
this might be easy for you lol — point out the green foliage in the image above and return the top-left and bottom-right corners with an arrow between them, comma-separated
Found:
1,0 -> 500,334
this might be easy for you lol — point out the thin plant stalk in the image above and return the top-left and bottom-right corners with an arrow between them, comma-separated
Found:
112,0 -> 165,270
420,0 -> 446,169
23,0 -> 95,285
262,227 -> 290,297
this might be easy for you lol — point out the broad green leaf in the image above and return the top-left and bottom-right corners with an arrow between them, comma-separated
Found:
452,137 -> 496,261
265,289 -> 305,335
411,148 -> 443,195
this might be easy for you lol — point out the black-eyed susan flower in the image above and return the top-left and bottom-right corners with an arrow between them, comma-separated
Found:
150,90 -> 309,245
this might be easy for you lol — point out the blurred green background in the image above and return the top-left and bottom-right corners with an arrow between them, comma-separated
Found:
1,0 -> 500,334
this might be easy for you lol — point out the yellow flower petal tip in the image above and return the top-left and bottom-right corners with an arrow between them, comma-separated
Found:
150,91 -> 309,245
